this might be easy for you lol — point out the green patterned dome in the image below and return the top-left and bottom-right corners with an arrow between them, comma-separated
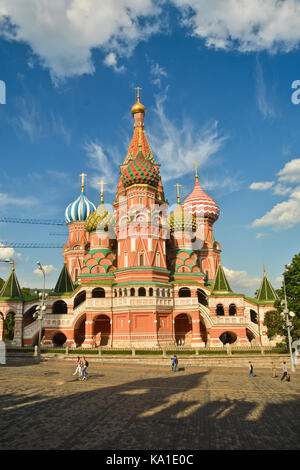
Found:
121,151 -> 160,188
85,201 -> 115,232
168,203 -> 196,233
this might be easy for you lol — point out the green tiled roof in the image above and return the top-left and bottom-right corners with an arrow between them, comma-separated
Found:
256,267 -> 278,302
212,263 -> 232,294
0,268 -> 23,299
54,264 -> 74,294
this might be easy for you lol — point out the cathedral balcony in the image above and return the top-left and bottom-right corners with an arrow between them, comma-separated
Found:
210,315 -> 246,325
113,296 -> 173,308
174,297 -> 199,308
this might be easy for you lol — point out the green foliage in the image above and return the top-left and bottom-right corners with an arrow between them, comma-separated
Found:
166,350 -> 196,355
4,312 -> 15,340
263,310 -> 285,340
21,287 -> 31,298
273,252 -> 300,341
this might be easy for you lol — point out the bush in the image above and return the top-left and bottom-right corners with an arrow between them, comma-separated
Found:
102,350 -> 131,355
166,350 -> 196,355
69,349 -> 99,355
135,350 -> 163,355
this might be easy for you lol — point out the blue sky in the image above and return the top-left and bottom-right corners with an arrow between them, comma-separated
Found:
0,0 -> 300,295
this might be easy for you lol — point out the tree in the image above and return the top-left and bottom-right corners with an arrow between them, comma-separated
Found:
268,253 -> 300,342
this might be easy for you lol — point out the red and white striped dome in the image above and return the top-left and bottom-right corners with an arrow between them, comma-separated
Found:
182,180 -> 220,223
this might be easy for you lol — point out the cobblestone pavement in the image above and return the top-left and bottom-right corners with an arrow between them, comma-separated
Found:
0,361 -> 299,450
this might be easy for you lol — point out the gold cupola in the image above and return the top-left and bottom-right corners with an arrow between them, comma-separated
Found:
131,87 -> 146,115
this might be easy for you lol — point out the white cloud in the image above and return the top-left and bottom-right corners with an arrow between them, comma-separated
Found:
272,183 -> 292,196
0,0 -> 162,82
223,266 -> 261,289
0,246 -> 21,264
172,0 -> 300,53
256,232 -> 267,239
0,192 -> 38,208
149,60 -> 168,88
278,158 -> 300,183
252,185 -> 300,230
85,141 -> 119,195
104,52 -> 125,73
249,181 -> 274,191
255,56 -> 276,118
149,93 -> 227,182
33,265 -> 57,276
10,95 -> 71,143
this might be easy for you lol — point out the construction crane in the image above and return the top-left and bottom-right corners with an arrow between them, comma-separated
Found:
0,216 -> 66,225
0,241 -> 64,248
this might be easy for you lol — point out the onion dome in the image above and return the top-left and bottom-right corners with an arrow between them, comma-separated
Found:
168,203 -> 196,233
131,87 -> 146,115
65,175 -> 96,224
85,193 -> 115,233
121,151 -> 160,188
182,179 -> 220,223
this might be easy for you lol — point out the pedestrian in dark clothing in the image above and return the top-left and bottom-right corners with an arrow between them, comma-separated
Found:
281,361 -> 289,381
248,361 -> 255,377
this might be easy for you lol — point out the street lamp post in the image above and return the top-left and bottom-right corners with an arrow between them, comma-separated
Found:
281,267 -> 296,372
33,261 -> 47,363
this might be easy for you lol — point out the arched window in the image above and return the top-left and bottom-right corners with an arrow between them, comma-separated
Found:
229,304 -> 237,316
52,332 -> 67,347
216,304 -> 224,316
74,291 -> 86,309
161,288 -> 165,297
139,254 -> 144,266
92,287 -> 105,298
167,289 -> 170,297
114,289 -> 117,297
178,287 -> 191,298
149,288 -> 153,297
130,288 -> 135,296
52,300 -> 68,315
197,289 -> 208,306
156,288 -> 160,297
156,252 -> 160,267
138,287 -> 146,296
250,309 -> 258,324
119,289 -> 122,297
124,288 -> 127,297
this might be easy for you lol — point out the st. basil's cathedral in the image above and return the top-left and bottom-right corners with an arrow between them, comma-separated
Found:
0,93 -> 280,349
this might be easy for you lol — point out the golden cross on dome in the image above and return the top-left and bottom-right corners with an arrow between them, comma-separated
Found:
192,163 -> 199,182
135,86 -> 142,101
79,173 -> 87,192
174,183 -> 182,203
97,181 -> 107,202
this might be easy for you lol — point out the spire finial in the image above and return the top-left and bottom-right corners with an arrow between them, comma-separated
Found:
135,86 -> 142,102
175,183 -> 182,204
79,173 -> 87,192
263,264 -> 266,275
97,181 -> 107,203
192,162 -> 199,182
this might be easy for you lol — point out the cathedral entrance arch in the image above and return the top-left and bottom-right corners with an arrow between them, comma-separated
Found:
219,331 -> 237,344
93,315 -> 111,346
52,332 -> 67,347
74,314 -> 86,347
174,313 -> 192,346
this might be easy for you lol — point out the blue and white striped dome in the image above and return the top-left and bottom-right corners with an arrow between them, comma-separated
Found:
65,191 -> 96,224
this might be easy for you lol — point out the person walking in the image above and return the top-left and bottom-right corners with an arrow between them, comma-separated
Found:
174,354 -> 178,372
281,361 -> 289,382
248,361 -> 255,377
271,361 -> 277,378
81,356 -> 89,380
171,355 -> 176,371
73,356 -> 81,377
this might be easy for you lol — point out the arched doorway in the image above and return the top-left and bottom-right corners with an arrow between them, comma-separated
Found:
52,332 -> 67,347
93,315 -> 111,346
219,331 -> 237,345
174,313 -> 192,346
52,300 -> 67,314
4,312 -> 15,340
74,314 -> 86,347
